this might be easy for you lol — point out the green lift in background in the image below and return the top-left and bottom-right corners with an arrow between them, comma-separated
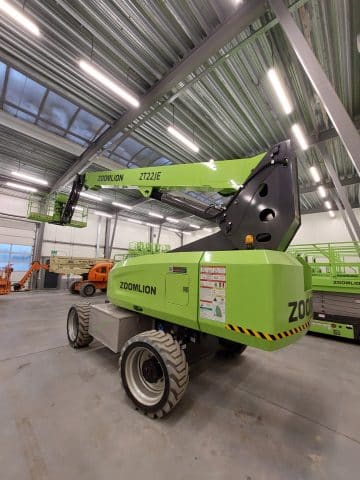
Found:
289,242 -> 360,342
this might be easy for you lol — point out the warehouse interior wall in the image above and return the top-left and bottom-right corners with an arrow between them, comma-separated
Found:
291,208 -> 360,245
1,191 -> 359,263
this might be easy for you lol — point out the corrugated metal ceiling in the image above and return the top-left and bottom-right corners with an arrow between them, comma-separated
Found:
0,0 -> 359,221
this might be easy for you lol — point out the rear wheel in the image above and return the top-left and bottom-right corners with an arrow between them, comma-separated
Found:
79,282 -> 96,297
67,303 -> 93,348
218,338 -> 247,355
69,280 -> 79,294
120,330 -> 189,418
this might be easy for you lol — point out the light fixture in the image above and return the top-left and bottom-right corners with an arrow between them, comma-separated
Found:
73,206 -> 83,211
94,211 -> 113,218
11,171 -> 48,186
309,166 -> 321,183
168,228 -> 180,232
189,223 -> 200,229
183,231 -> 192,235
328,211 -> 335,218
318,185 -> 326,198
127,218 -> 142,224
267,68 -> 293,115
166,217 -> 179,223
146,222 -> 158,227
167,126 -> 199,153
148,212 -> 164,219
324,200 -> 331,210
203,228 -> 212,232
112,201 -> 132,210
80,191 -> 102,201
79,60 -> 139,108
0,0 -> 40,36
291,123 -> 309,151
6,181 -> 37,192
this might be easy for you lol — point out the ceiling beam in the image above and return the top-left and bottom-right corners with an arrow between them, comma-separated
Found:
50,0 -> 267,192
300,175 -> 360,194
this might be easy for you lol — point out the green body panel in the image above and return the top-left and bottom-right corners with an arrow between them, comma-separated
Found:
107,250 -> 311,352
84,153 -> 265,196
310,319 -> 355,340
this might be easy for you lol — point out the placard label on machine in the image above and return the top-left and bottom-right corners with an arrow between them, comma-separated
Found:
199,265 -> 226,322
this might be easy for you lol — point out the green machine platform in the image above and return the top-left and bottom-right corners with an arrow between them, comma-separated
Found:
61,139 -> 312,417
27,193 -> 88,228
289,242 -> 360,342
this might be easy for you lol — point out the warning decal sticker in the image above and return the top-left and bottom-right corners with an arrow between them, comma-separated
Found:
199,265 -> 226,323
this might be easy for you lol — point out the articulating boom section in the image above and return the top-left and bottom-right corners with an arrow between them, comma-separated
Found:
65,140 -> 299,251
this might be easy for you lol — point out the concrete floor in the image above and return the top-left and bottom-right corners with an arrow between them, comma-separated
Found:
0,291 -> 359,480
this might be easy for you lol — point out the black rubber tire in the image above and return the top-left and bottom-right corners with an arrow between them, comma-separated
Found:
69,281 -> 79,294
120,330 -> 189,418
13,283 -> 21,292
218,338 -> 247,355
67,303 -> 93,348
79,282 -> 96,297
101,288 -> 107,293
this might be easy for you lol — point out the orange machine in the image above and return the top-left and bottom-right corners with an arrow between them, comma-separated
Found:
69,261 -> 113,297
0,265 -> 13,295
13,261 -> 49,291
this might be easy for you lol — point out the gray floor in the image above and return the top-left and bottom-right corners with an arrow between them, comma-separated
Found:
0,291 -> 359,480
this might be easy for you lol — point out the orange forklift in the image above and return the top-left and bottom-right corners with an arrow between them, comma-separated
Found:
69,260 -> 113,297
0,264 -> 13,295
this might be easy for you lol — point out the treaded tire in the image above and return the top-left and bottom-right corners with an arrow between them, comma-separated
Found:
67,303 -> 93,348
69,280 -> 79,294
218,338 -> 247,355
120,330 -> 189,418
79,282 -> 96,297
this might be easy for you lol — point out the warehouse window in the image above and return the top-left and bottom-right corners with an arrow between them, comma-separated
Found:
0,244 -> 32,271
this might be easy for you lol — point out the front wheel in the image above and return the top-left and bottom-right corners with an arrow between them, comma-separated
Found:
67,303 -> 93,348
79,282 -> 96,297
120,330 -> 189,418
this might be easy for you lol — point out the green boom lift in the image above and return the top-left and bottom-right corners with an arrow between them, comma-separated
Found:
288,242 -> 360,342
62,139 -> 311,418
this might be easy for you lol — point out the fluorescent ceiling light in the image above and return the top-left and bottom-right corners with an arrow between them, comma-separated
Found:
203,228 -> 213,232
324,200 -> 331,210
167,126 -> 199,153
127,219 -> 142,224
189,223 -> 200,229
328,211 -> 335,218
267,68 -> 293,115
79,60 -> 139,108
148,212 -> 164,219
94,211 -> 113,218
80,191 -> 102,201
291,123 -> 309,151
11,171 -> 48,186
73,206 -> 83,211
166,217 -> 179,223
6,181 -> 37,192
168,228 -> 180,232
112,201 -> 132,210
183,231 -> 192,235
146,222 -> 158,227
318,185 -> 326,198
309,166 -> 321,183
0,0 -> 40,36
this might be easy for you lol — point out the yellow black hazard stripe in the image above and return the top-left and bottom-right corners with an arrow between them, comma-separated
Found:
225,320 -> 311,341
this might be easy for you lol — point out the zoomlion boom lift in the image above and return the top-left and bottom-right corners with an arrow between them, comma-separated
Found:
64,139 -> 311,418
